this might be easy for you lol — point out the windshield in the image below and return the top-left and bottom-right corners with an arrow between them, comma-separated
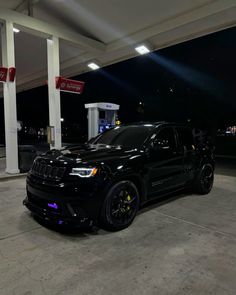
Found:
90,125 -> 154,149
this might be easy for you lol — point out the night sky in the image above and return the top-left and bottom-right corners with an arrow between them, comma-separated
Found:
1,25 -> 236,138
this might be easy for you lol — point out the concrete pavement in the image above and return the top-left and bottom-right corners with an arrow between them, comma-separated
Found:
0,174 -> 236,295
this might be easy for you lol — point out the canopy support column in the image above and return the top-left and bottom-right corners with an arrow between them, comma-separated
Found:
47,36 -> 61,149
1,21 -> 19,174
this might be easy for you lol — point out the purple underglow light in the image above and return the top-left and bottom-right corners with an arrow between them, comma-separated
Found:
48,203 -> 58,209
58,220 -> 64,225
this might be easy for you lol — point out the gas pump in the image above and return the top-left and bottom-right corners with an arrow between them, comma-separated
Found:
85,102 -> 120,140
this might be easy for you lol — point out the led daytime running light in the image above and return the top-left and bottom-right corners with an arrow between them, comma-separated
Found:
70,167 -> 98,178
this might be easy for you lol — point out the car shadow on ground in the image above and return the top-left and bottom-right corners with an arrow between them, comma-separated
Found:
27,188 -> 194,237
31,215 -> 101,237
138,189 -> 195,215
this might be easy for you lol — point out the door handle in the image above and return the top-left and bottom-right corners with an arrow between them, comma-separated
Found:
173,150 -> 183,156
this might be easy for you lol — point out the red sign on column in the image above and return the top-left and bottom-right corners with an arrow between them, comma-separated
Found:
0,67 -> 8,82
56,76 -> 85,94
9,67 -> 16,82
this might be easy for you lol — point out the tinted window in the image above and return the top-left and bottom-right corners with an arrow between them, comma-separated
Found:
176,128 -> 194,150
91,126 -> 154,148
154,127 -> 176,149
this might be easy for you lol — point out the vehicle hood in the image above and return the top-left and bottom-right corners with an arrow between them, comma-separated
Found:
41,144 -> 139,167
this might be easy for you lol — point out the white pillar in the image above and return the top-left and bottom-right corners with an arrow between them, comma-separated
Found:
1,21 -> 19,174
47,36 -> 61,149
88,107 -> 99,140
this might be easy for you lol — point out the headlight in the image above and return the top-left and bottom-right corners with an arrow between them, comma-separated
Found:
69,167 -> 98,178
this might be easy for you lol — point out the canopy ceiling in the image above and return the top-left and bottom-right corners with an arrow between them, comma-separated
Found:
0,0 -> 236,93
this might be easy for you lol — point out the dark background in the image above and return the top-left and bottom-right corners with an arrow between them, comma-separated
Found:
0,25 -> 236,144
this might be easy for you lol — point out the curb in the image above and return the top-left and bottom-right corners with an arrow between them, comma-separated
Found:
216,155 -> 236,160
0,173 -> 27,182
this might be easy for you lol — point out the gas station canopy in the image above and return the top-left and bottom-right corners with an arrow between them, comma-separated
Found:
1,0 -> 236,93
1,0 -> 236,174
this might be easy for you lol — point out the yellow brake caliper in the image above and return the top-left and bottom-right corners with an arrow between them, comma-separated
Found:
126,194 -> 131,211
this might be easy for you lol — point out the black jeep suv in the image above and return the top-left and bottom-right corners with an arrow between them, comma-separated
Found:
23,122 -> 215,231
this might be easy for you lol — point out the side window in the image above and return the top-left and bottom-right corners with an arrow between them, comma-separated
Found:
176,128 -> 194,150
154,127 -> 176,149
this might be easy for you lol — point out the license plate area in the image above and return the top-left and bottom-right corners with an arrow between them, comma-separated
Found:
28,194 -> 61,213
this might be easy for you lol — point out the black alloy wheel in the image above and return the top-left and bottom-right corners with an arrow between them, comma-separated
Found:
195,163 -> 214,195
100,181 -> 140,231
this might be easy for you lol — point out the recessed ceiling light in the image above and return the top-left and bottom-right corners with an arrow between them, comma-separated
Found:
135,45 -> 150,55
13,28 -> 20,33
88,62 -> 100,70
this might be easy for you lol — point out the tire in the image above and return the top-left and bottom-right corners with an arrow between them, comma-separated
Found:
194,163 -> 214,195
100,181 -> 140,231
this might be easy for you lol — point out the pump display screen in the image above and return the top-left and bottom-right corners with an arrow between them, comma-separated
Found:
99,124 -> 111,133
99,118 -> 112,133
99,111 -> 105,119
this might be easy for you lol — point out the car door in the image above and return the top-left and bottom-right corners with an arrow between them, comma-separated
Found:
175,127 -> 196,182
146,126 -> 185,197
